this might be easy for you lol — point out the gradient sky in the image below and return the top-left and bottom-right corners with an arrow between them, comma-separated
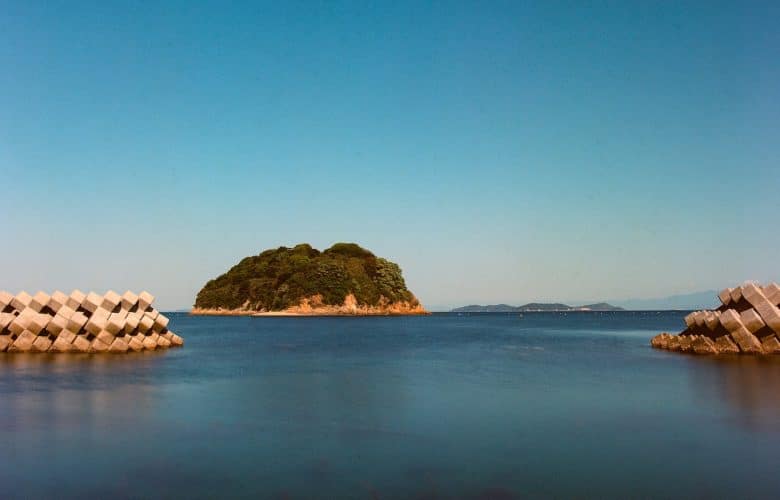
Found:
2,1 -> 778,310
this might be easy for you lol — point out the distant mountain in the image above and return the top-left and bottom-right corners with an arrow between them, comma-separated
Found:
451,304 -> 518,313
451,302 -> 624,313
610,290 -> 718,311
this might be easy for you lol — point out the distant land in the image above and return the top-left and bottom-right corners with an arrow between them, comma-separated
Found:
609,290 -> 719,310
451,302 -> 624,313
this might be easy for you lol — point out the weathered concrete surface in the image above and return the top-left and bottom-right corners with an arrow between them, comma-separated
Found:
0,290 -> 183,354
714,335 -> 740,354
692,336 -> 718,354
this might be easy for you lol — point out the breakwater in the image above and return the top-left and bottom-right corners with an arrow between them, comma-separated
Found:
651,282 -> 780,355
0,290 -> 183,353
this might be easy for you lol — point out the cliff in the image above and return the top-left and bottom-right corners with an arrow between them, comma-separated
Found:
192,243 -> 427,316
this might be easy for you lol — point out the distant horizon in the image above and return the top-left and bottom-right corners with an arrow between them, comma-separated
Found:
2,2 -> 778,310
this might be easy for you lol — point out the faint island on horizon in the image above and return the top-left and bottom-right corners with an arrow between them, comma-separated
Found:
451,302 -> 625,313
191,243 -> 427,316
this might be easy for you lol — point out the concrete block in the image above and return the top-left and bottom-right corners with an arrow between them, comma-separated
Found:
761,308 -> 780,334
705,311 -> 720,330
138,291 -> 155,310
684,313 -> 696,328
694,311 -> 706,328
125,312 -> 140,332
730,286 -> 743,303
0,312 -> 14,331
679,336 -> 693,352
730,326 -> 763,354
106,313 -> 125,335
153,314 -> 169,331
0,290 -> 13,309
145,308 -> 159,321
55,305 -> 75,321
45,314 -> 67,336
714,335 -> 739,354
108,338 -> 129,353
48,290 -> 69,312
66,289 -> 86,310
666,336 -> 681,351
121,291 -> 139,310
764,283 -> 780,306
692,336 -> 718,354
31,336 -> 52,352
138,314 -> 154,333
101,290 -> 121,311
58,329 -> 76,343
71,336 -> 91,352
127,336 -> 144,352
11,291 -> 33,311
10,330 -> 36,352
112,309 -> 128,321
161,331 -> 183,347
30,292 -> 50,312
740,309 -> 765,333
719,309 -> 742,332
50,336 -> 74,353
719,288 -> 733,305
85,314 -> 108,336
142,335 -> 157,350
27,313 -> 49,335
67,312 -> 88,333
9,312 -> 31,336
741,282 -> 765,304
156,335 -> 171,348
761,335 -> 780,354
89,338 -> 110,353
96,330 -> 115,346
82,292 -> 103,313
93,307 -> 110,319
0,335 -> 11,352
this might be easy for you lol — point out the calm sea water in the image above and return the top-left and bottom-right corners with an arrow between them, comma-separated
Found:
2,312 -> 780,499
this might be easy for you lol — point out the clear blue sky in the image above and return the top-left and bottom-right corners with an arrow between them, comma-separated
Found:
1,1 -> 778,310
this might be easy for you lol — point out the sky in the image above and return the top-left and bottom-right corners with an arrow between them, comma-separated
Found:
1,1 -> 778,310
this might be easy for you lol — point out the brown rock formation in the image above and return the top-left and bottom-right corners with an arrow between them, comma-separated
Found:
651,282 -> 780,355
191,293 -> 429,317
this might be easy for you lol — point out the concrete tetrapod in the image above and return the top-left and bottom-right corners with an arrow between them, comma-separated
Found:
0,290 -> 183,354
651,282 -> 780,355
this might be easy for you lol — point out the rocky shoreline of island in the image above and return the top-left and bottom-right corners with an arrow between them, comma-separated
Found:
191,293 -> 428,317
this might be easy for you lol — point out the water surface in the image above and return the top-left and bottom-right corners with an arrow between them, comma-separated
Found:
2,312 -> 779,499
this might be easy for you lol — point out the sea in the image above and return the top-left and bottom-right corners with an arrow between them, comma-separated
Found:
2,311 -> 780,499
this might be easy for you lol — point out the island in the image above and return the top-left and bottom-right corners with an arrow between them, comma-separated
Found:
452,302 -> 624,313
192,243 -> 428,316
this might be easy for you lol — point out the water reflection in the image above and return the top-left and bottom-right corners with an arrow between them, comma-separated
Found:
689,355 -> 780,430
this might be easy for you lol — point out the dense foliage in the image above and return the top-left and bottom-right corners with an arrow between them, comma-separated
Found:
194,243 -> 417,311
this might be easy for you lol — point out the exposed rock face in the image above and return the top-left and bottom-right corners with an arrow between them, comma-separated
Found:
651,282 -> 780,355
0,290 -> 183,354
191,292 -> 428,316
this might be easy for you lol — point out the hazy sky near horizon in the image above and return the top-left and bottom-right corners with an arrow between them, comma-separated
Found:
2,1 -> 779,310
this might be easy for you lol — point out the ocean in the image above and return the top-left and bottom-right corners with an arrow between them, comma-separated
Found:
2,312 -> 779,499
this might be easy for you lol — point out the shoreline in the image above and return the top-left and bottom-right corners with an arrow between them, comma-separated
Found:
190,308 -> 430,317
191,294 -> 429,317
